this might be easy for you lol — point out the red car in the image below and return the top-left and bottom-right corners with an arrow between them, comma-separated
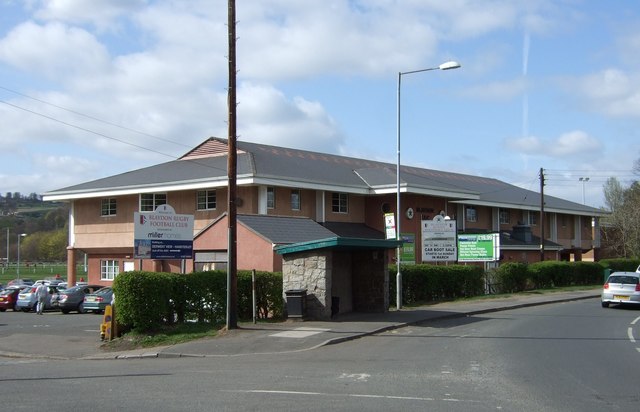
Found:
0,286 -> 24,312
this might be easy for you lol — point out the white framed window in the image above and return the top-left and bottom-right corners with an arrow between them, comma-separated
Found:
499,208 -> 510,225
101,198 -> 117,216
466,206 -> 477,222
101,260 -> 119,281
267,187 -> 275,209
140,193 -> 167,212
197,190 -> 216,210
332,192 -> 348,213
528,211 -> 538,225
291,189 -> 301,211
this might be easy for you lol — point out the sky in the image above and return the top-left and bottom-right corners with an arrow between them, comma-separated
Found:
1,0 -> 639,210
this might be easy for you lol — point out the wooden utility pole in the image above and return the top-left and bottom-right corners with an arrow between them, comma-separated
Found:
539,167 -> 545,262
226,0 -> 238,329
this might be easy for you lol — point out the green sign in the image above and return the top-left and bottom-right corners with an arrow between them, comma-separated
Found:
457,233 -> 500,262
400,233 -> 415,265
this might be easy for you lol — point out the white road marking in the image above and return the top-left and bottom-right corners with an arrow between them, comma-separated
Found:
631,316 -> 640,325
269,327 -> 329,339
222,389 -> 481,403
628,327 -> 636,343
339,373 -> 370,382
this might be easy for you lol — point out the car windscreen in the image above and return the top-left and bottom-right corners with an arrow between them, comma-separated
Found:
95,288 -> 112,296
64,286 -> 83,293
608,276 -> 639,285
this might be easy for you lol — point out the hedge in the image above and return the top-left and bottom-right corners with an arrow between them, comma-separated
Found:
112,259 -> 624,332
113,270 -> 283,332
492,261 -> 606,293
389,264 -> 485,306
598,258 -> 640,272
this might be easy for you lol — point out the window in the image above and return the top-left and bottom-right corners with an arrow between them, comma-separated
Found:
499,208 -> 510,225
140,193 -> 167,212
101,260 -> 119,281
528,211 -> 538,225
101,198 -> 117,216
466,206 -> 477,222
267,187 -> 275,209
291,189 -> 301,211
332,192 -> 348,213
197,190 -> 216,210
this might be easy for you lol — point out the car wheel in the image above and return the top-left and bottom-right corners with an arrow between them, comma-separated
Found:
0,308 -> 5,312
61,309 -> 70,314
601,301 -> 610,308
21,307 -> 30,313
78,302 -> 85,313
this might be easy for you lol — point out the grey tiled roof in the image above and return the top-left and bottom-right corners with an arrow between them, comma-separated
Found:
237,214 -> 336,244
321,222 -> 385,239
43,136 -> 603,216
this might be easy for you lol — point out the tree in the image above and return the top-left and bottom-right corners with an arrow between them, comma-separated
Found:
601,177 -> 640,258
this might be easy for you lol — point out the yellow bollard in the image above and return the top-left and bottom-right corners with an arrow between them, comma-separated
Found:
100,305 -> 113,341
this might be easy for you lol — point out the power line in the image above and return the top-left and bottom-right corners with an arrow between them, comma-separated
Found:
0,85 -> 193,150
0,99 -> 229,175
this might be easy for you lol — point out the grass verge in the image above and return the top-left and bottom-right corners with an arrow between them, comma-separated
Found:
101,322 -> 222,352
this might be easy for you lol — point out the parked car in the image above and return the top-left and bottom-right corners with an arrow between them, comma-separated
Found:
0,286 -> 24,311
7,278 -> 34,287
51,285 -> 103,314
83,287 -> 113,314
15,284 -> 59,312
601,271 -> 640,308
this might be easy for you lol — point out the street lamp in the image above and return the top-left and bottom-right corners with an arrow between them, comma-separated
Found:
17,233 -> 26,277
396,61 -> 461,310
579,177 -> 590,205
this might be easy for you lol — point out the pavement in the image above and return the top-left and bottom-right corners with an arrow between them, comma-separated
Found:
1,289 -> 600,361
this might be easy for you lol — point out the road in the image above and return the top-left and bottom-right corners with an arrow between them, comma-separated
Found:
1,298 -> 639,411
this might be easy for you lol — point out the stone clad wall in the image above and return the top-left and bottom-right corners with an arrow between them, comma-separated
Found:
282,250 -> 332,320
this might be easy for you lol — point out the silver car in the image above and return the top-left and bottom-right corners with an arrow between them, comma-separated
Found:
601,272 -> 640,308
15,284 -> 58,312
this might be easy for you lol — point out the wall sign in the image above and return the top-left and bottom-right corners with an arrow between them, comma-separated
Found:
133,204 -> 194,259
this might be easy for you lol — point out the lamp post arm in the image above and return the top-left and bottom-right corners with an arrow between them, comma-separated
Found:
395,60 -> 461,311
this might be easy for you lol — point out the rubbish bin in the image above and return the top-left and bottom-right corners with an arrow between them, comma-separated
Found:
285,289 -> 307,319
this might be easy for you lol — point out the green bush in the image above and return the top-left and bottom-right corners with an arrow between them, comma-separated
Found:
113,270 -> 284,332
599,258 -> 640,272
571,261 -> 606,285
113,271 -> 173,331
494,262 -> 529,293
390,264 -> 484,306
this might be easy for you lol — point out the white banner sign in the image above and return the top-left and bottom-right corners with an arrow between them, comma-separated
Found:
422,216 -> 457,262
134,204 -> 194,259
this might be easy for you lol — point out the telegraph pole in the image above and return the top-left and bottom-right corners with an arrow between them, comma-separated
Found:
226,0 -> 238,329
539,167 -> 545,262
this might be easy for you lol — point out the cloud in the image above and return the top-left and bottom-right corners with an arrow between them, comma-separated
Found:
568,69 -> 640,118
0,21 -> 109,79
34,0 -> 148,30
505,130 -> 603,158
237,82 -> 345,153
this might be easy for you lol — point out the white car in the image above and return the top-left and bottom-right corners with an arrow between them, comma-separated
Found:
601,272 -> 640,308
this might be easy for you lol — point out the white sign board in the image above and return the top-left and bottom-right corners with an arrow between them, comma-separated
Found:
422,216 -> 457,262
134,204 -> 194,259
384,213 -> 396,240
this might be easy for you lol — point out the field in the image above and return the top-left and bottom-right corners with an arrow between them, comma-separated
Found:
0,263 -> 86,286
